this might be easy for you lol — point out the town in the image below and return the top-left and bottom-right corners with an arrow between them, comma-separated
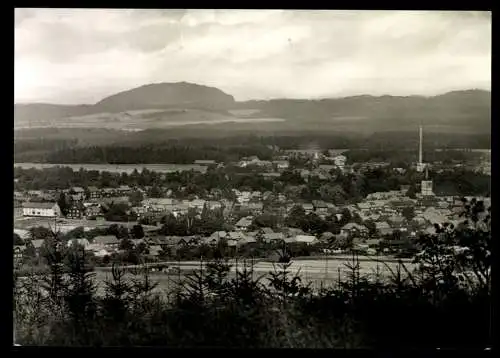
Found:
13,128 -> 491,269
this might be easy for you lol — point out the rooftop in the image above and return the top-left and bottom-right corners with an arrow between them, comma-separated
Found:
22,202 -> 58,209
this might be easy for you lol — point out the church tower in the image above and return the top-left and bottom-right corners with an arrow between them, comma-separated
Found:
421,165 -> 434,196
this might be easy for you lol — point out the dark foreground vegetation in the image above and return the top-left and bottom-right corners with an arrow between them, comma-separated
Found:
14,199 -> 491,348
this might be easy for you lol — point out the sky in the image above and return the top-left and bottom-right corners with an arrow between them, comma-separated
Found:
15,9 -> 491,104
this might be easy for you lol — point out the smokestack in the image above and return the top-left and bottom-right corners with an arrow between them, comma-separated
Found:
419,125 -> 423,165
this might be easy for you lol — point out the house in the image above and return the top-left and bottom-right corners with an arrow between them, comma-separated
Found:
272,160 -> 290,170
118,185 -> 132,194
237,236 -> 258,247
301,203 -> 314,214
300,169 -> 311,179
247,202 -> 264,215
87,186 -> 101,199
92,235 -> 120,250
13,245 -> 25,261
312,200 -> 328,214
262,232 -> 285,244
67,238 -> 90,250
284,227 -> 305,237
333,155 -> 347,170
295,235 -> 318,245
388,216 -> 407,231
27,190 -> 44,198
14,201 -> 23,218
341,223 -> 368,237
194,159 -> 217,166
67,204 -> 85,219
202,237 -> 219,246
235,216 -> 253,231
260,227 -> 274,235
92,248 -> 111,258
22,202 -> 61,217
228,232 -> 246,241
100,188 -> 115,197
207,201 -> 223,210
210,231 -> 228,241
375,221 -> 393,236
320,231 -> 335,242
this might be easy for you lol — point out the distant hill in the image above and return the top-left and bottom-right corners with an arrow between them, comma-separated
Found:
94,82 -> 235,112
236,89 -> 491,132
14,82 -> 236,128
14,83 -> 490,134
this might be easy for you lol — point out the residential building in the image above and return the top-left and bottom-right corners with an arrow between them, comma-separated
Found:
272,160 -> 290,170
237,236 -> 258,247
207,201 -> 223,210
228,231 -> 246,241
262,232 -> 285,244
375,221 -> 393,236
117,185 -> 132,195
259,227 -> 274,235
87,186 -> 101,199
67,238 -> 90,250
312,200 -> 328,214
210,231 -> 228,242
246,202 -> 264,215
295,235 -> 318,245
67,204 -> 85,219
14,200 -> 23,218
92,235 -> 120,250
301,203 -> 314,214
22,202 -> 61,217
101,188 -> 117,197
14,245 -> 25,261
340,223 -> 369,237
85,204 -> 102,218
235,216 -> 253,231
27,190 -> 44,198
333,155 -> 347,171
71,187 -> 86,201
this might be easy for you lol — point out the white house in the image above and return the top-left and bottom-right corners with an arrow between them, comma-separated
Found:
333,155 -> 347,171
295,235 -> 318,245
22,202 -> 61,217
67,238 -> 90,250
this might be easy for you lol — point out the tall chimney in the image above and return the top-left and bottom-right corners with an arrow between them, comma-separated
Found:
419,125 -> 423,165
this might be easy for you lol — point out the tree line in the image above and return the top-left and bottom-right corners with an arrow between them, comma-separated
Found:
15,164 -> 491,204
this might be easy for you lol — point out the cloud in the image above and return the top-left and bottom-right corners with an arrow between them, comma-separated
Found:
14,9 -> 491,104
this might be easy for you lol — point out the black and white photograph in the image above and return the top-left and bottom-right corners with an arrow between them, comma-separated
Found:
13,9 -> 491,348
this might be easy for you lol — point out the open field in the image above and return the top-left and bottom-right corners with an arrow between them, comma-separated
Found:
15,108 -> 287,131
91,258 -> 417,295
14,162 -> 208,174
